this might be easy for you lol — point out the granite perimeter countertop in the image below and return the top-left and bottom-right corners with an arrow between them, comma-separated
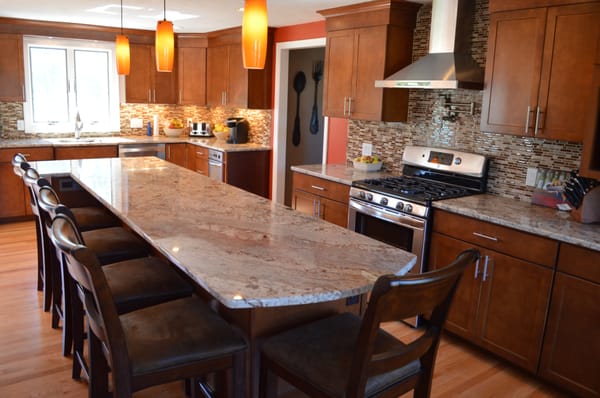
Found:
0,135 -> 270,152
291,163 -> 395,185
292,164 -> 599,251
31,157 -> 416,309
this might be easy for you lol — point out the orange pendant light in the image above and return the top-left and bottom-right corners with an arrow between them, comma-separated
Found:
115,0 -> 130,75
155,0 -> 174,72
242,0 -> 268,69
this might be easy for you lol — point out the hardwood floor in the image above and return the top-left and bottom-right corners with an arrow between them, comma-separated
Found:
0,221 -> 568,397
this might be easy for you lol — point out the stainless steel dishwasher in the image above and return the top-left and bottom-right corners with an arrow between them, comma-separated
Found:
208,149 -> 224,181
118,143 -> 166,159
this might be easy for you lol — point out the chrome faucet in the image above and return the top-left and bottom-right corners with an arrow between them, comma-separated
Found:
75,111 -> 83,139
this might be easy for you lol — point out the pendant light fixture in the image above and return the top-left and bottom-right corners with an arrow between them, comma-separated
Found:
242,0 -> 268,69
115,0 -> 130,75
155,0 -> 174,72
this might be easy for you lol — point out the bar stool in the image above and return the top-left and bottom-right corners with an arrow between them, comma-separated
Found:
36,185 -> 150,357
50,214 -> 247,398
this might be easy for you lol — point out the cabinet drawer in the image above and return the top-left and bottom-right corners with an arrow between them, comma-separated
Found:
557,243 -> 600,283
0,146 -> 53,163
55,145 -> 117,160
292,173 -> 350,203
433,210 -> 558,267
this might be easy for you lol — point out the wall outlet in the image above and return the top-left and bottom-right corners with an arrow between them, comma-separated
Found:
130,118 -> 143,128
17,120 -> 25,131
361,142 -> 373,156
525,167 -> 538,187
187,118 -> 193,127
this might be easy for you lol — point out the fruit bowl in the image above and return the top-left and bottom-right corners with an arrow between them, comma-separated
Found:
353,160 -> 383,171
163,127 -> 184,137
213,130 -> 229,141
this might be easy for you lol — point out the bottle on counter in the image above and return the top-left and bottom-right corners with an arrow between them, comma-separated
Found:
153,115 -> 159,137
147,122 -> 152,136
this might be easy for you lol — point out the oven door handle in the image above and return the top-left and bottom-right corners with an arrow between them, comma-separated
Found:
349,199 -> 426,230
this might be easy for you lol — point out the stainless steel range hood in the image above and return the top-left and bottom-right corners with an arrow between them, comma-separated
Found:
375,0 -> 484,90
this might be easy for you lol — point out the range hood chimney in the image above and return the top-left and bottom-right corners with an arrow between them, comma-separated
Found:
375,0 -> 484,89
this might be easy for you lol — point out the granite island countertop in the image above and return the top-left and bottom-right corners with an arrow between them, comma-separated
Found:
291,163 -> 600,252
0,135 -> 270,152
31,157 -> 416,309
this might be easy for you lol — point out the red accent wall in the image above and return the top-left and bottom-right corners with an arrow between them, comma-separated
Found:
326,117 -> 348,164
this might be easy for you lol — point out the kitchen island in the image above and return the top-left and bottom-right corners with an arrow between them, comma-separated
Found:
32,156 -> 417,396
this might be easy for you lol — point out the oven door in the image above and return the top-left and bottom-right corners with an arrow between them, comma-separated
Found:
348,198 -> 427,275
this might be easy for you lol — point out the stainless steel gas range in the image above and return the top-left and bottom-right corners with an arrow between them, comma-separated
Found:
348,145 -> 488,285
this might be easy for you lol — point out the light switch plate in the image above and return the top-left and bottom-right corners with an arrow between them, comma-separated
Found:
362,142 -> 373,156
17,120 -> 25,131
525,167 -> 538,186
130,118 -> 143,128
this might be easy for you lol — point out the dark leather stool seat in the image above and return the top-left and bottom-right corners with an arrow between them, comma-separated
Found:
50,214 -> 247,398
259,250 -> 479,398
70,206 -> 119,232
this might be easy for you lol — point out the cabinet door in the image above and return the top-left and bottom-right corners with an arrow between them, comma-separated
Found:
178,47 -> 207,105
481,9 -> 547,135
323,30 -> 355,118
539,272 -> 600,397
126,44 -> 153,103
292,189 -> 317,218
0,34 -> 25,101
429,233 -> 482,340
0,164 -> 27,218
166,143 -> 187,167
319,196 -> 349,228
153,47 -> 177,104
227,44 -> 248,108
350,26 -> 387,121
477,250 -> 552,372
207,46 -> 229,106
537,3 -> 600,142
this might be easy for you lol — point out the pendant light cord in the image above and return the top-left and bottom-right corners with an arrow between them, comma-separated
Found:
163,0 -> 166,21
120,0 -> 123,35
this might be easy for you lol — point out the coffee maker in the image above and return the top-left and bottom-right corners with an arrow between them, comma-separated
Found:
226,117 -> 249,144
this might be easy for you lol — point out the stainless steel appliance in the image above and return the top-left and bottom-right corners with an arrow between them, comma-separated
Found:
348,146 -> 488,325
118,143 -> 166,159
208,149 -> 224,181
226,117 -> 249,144
190,122 -> 212,137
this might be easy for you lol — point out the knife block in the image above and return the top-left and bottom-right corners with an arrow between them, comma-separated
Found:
572,185 -> 600,223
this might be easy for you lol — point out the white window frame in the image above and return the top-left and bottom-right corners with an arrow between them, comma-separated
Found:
23,36 -> 120,134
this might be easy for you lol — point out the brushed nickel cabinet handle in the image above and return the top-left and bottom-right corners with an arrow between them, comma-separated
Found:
148,89 -> 152,103
534,106 -> 542,135
343,96 -> 347,116
472,232 -> 499,242
474,257 -> 480,279
348,97 -> 353,117
311,185 -> 326,191
525,106 -> 532,133
482,256 -> 490,282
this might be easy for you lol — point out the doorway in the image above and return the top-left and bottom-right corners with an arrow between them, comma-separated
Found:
272,38 -> 327,205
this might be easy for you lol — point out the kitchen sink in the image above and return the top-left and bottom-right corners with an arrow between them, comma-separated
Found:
45,137 -> 136,144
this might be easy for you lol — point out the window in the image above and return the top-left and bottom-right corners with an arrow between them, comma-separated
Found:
23,36 -> 120,134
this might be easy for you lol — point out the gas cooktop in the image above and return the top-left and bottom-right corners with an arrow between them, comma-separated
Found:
352,176 -> 473,202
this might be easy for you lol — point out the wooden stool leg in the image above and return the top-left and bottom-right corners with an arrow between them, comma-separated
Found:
89,328 -> 109,398
35,220 -> 43,292
60,258 -> 73,357
50,246 -> 61,329
71,286 -> 86,380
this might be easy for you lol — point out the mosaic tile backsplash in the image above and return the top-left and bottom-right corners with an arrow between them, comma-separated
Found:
346,0 -> 583,202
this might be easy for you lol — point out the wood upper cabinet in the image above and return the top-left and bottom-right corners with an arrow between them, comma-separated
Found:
206,27 -> 273,109
539,244 -> 600,397
291,172 -> 350,227
0,147 -> 53,219
126,43 -> 177,104
319,1 -> 420,122
54,145 -> 118,160
429,210 -> 555,372
0,34 -> 25,101
165,143 -> 187,167
580,63 -> 600,179
482,2 -> 600,142
177,35 -> 207,105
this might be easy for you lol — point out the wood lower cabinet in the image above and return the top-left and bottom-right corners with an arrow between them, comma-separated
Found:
166,143 -> 187,167
125,43 -> 177,104
429,210 -> 555,372
187,144 -> 209,176
319,1 -> 420,122
539,244 -> 600,397
291,172 -> 350,228
0,147 -> 54,219
0,33 -> 25,101
224,150 -> 270,198
54,145 -> 118,160
482,2 -> 600,141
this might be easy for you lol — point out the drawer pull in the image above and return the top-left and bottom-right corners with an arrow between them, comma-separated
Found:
311,185 -> 325,191
22,153 -> 31,157
472,232 -> 498,242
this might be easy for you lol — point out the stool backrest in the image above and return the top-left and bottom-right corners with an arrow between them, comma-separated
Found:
22,167 -> 41,215
49,214 -> 130,383
12,153 -> 28,177
347,249 -> 479,397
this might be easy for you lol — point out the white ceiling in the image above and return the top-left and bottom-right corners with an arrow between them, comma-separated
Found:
0,0 -> 429,34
